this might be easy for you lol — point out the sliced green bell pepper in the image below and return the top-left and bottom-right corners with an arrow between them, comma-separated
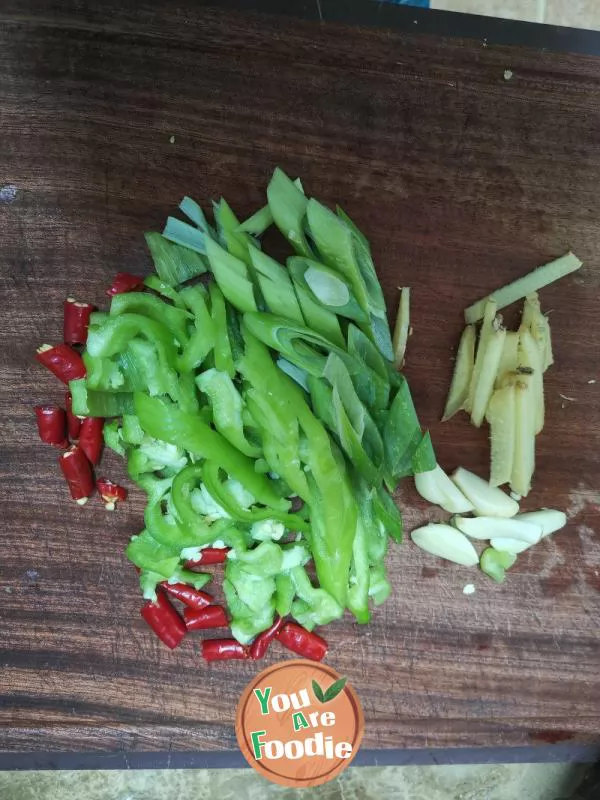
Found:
196,368 -> 260,458
109,292 -> 191,346
126,530 -> 180,576
177,285 -> 215,372
103,419 -> 125,456
134,393 -> 289,511
290,566 -> 344,628
274,573 -> 296,617
209,283 -> 235,377
202,460 -> 309,532
170,464 -> 248,552
69,378 -> 135,417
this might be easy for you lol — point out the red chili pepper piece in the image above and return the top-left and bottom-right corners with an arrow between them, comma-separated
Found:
34,405 -> 69,448
58,445 -> 94,504
96,477 -> 128,510
160,582 -> 213,610
79,416 -> 104,465
184,605 -> 228,631
140,592 -> 186,650
277,622 -> 328,662
201,639 -> 249,662
250,615 -> 284,660
105,272 -> 144,297
36,344 -> 86,384
63,297 -> 95,345
184,547 -> 230,570
65,392 -> 82,439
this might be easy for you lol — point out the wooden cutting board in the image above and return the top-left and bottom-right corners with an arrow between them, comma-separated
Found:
1,0 -> 599,754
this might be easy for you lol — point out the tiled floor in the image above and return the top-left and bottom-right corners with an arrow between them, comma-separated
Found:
431,0 -> 600,30
0,763 -> 590,800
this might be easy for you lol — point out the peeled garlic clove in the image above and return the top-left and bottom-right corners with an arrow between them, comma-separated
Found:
515,509 -> 566,538
411,523 -> 479,566
490,537 -> 530,554
453,515 -> 541,544
415,465 -> 474,514
414,466 -> 447,506
451,467 -> 519,518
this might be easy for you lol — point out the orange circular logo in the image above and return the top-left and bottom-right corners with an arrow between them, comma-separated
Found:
236,659 -> 364,788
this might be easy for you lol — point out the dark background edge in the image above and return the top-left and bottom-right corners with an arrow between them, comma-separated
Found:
204,0 -> 600,56
2,744 -> 600,771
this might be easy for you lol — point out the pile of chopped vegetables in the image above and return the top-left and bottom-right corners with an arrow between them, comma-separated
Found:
34,168 -> 436,662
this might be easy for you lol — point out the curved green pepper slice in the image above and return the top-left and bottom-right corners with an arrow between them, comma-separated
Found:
201,460 -> 309,532
170,464 -> 248,552
134,393 -> 289,512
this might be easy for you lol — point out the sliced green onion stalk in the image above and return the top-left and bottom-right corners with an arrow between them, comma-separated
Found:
267,167 -> 313,257
288,256 -> 368,325
305,198 -> 394,361
179,196 -> 213,233
249,247 -> 305,324
163,216 -> 207,254
238,204 -> 273,236
55,170 -> 438,657
290,278 -> 345,347
145,232 -> 207,286
205,237 -> 258,314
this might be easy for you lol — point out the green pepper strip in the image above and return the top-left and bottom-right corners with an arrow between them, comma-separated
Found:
126,530 -> 180,576
170,464 -> 248,552
290,567 -> 344,625
201,461 -> 310,533
274,573 -> 296,617
109,292 -> 191,346
347,517 -> 371,625
82,351 -> 127,391
144,499 -> 209,552
239,331 -> 310,503
240,325 -> 357,606
134,393 -> 288,511
122,414 -> 144,445
234,540 -> 283,578
196,369 -> 260,458
143,275 -> 188,308
69,378 -> 135,417
86,313 -> 180,401
368,563 -> 391,606
116,340 -> 164,394
103,420 -> 125,456
209,284 -> 235,378
177,286 -> 215,372
223,577 -> 254,620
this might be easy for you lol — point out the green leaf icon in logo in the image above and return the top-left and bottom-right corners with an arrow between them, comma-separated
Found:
312,676 -> 347,704
312,679 -> 325,703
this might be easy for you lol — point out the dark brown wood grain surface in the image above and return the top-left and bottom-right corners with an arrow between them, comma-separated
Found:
1,0 -> 599,755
